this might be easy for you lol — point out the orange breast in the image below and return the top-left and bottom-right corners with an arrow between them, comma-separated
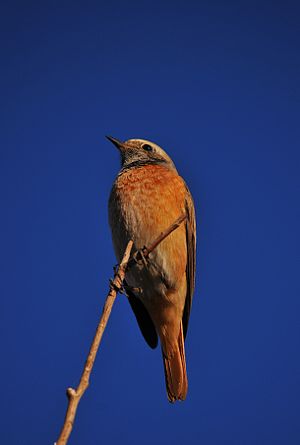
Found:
109,164 -> 188,288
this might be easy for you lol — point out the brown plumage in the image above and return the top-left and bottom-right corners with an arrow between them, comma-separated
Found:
107,137 -> 196,402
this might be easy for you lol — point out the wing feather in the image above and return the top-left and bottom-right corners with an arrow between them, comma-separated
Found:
182,186 -> 196,338
125,281 -> 158,349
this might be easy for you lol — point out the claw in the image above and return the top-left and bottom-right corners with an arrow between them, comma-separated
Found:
133,247 -> 149,268
109,276 -> 123,293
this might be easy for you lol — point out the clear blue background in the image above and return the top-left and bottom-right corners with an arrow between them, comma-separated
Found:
1,1 -> 299,444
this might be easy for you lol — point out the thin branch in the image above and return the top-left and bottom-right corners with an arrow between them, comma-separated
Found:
55,213 -> 186,445
56,240 -> 133,445
146,213 -> 187,255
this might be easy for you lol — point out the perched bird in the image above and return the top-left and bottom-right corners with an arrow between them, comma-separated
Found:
107,136 -> 196,402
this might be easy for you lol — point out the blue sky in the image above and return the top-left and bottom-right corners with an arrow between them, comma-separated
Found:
1,1 -> 299,444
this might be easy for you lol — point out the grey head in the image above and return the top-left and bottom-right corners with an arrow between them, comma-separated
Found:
106,136 -> 177,171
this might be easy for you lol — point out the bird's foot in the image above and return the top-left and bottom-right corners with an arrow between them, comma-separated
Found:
133,247 -> 149,268
109,265 -> 125,293
109,277 -> 121,293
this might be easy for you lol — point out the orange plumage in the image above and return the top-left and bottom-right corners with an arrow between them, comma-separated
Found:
108,137 -> 196,402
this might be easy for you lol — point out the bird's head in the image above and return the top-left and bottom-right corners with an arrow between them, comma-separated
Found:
106,136 -> 176,171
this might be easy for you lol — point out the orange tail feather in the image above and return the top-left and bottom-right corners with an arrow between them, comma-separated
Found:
162,322 -> 188,402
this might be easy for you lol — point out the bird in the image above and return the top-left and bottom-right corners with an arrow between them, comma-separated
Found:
107,136 -> 196,402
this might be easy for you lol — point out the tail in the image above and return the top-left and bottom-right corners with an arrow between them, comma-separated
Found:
162,322 -> 188,402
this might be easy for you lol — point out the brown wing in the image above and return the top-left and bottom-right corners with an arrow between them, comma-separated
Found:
182,186 -> 196,338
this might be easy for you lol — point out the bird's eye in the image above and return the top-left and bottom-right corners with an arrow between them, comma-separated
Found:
143,144 -> 153,152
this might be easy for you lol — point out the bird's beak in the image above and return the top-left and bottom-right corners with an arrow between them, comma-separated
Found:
106,135 -> 124,151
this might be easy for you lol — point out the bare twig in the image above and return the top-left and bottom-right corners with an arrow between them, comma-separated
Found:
145,213 -> 187,255
55,213 -> 186,445
56,240 -> 133,445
